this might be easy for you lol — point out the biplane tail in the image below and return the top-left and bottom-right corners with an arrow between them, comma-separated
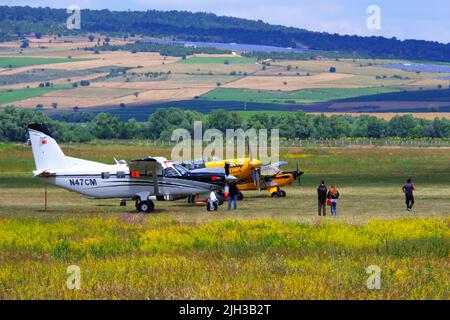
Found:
28,123 -> 68,171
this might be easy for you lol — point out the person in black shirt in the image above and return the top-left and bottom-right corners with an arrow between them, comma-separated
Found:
317,180 -> 327,216
228,182 -> 239,210
402,178 -> 415,211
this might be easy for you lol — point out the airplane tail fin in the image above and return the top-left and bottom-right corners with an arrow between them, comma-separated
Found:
27,123 -> 69,171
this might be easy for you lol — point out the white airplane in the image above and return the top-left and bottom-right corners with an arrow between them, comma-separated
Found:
27,123 -> 229,213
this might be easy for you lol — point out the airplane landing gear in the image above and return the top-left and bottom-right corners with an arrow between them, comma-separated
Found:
236,191 -> 244,201
216,194 -> 224,205
206,199 -> 218,211
187,195 -> 196,203
120,200 -> 127,206
271,190 -> 286,198
136,200 -> 155,213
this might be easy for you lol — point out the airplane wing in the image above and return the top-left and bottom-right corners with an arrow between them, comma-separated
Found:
260,161 -> 288,172
129,158 -> 160,195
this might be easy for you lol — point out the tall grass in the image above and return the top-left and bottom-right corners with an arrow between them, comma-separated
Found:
0,217 -> 448,299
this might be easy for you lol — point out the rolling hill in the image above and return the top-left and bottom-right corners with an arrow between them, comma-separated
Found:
0,5 -> 449,62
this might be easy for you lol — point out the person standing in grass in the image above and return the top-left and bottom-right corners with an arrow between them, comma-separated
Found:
228,182 -> 239,210
317,180 -> 327,216
402,178 -> 415,211
327,185 -> 340,215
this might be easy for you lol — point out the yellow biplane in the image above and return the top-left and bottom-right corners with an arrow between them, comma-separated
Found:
185,157 -> 303,199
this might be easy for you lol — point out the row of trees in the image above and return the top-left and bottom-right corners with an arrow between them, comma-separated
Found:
0,6 -> 449,62
1,106 -> 449,143
88,41 -> 232,57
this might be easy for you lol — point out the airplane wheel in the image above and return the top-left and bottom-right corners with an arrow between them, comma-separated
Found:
137,200 -> 154,213
236,192 -> 244,201
271,192 -> 280,198
217,194 -> 224,205
279,190 -> 286,197
206,202 -> 218,211
120,201 -> 127,206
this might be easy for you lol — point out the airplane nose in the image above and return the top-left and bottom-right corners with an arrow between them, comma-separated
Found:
294,170 -> 304,178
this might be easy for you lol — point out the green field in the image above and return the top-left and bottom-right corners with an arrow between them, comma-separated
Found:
0,85 -> 72,104
0,143 -> 448,299
200,87 -> 402,105
0,56 -> 91,68
178,56 -> 257,64
236,110 -> 293,119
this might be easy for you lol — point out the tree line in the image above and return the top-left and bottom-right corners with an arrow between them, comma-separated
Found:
87,41 -> 231,57
1,106 -> 449,143
0,6 -> 449,62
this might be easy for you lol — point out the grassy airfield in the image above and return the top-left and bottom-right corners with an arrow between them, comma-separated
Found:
0,143 -> 448,299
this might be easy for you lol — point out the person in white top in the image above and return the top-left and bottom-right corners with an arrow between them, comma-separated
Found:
208,190 -> 219,211
209,191 -> 218,202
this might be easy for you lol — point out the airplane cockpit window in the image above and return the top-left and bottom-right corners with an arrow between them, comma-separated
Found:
173,164 -> 189,175
261,166 -> 279,176
163,167 -> 180,177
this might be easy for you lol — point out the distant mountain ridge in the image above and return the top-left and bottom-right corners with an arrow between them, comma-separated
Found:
0,5 -> 449,62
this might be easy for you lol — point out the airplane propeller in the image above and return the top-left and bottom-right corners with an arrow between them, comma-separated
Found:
224,161 -> 230,177
295,163 -> 304,186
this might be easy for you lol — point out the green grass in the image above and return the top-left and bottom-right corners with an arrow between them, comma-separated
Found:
0,85 -> 72,104
0,56 -> 91,68
200,87 -> 402,104
178,56 -> 256,64
0,143 -> 448,299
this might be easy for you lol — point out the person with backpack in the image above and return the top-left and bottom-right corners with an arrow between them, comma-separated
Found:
317,180 -> 327,216
402,178 -> 415,211
327,185 -> 340,216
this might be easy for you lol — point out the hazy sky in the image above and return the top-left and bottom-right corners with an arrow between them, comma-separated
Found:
1,0 -> 449,43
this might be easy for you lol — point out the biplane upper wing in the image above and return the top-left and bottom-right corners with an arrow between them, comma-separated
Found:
128,157 -> 161,195
260,161 -> 288,172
